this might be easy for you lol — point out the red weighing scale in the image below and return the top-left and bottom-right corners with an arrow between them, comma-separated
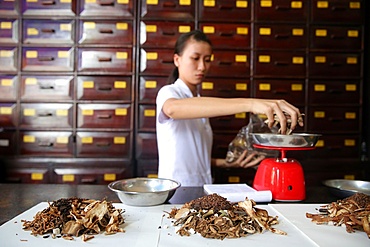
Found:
251,134 -> 319,201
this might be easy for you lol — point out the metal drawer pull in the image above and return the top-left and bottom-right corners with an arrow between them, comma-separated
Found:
99,29 -> 114,34
38,112 -> 53,117
38,56 -> 54,61
41,0 -> 56,6
275,5 -> 290,10
220,32 -> 233,37
98,86 -> 112,91
99,1 -> 115,6
98,57 -> 112,62
274,61 -> 289,66
328,89 -> 342,94
275,34 -> 290,39
163,2 -> 176,7
272,89 -> 289,94
41,28 -> 56,33
162,31 -> 175,36
219,5 -> 233,10
330,62 -> 342,67
97,114 -> 112,119
38,142 -> 53,147
39,84 -> 55,90
81,178 -> 96,183
328,117 -> 342,122
219,61 -> 233,65
330,34 -> 345,39
331,6 -> 346,11
96,142 -> 110,147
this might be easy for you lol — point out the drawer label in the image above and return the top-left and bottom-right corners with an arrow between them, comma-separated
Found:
350,2 -> 361,9
62,174 -> 75,182
82,136 -> 93,144
315,56 -> 326,63
258,55 -> 270,63
26,51 -> 38,58
345,84 -> 357,91
27,28 -> 39,36
60,23 -> 72,31
259,27 -> 271,35
0,22 -> 12,29
144,109 -> 156,117
23,135 -> 36,143
0,139 -> 9,147
292,28 -> 304,36
237,27 -> 248,35
235,113 -> 246,119
314,111 -> 325,118
345,112 -> 356,119
114,137 -> 126,144
56,109 -> 68,116
24,108 -> 36,116
344,139 -> 356,146
116,52 -> 128,59
315,29 -> 327,37
114,81 -> 127,88
203,26 -> 215,34
236,1 -> 248,8
84,22 -> 96,29
347,57 -> 357,64
291,84 -> 303,91
104,173 -> 117,181
82,109 -> 94,115
292,57 -> 304,64
179,25 -> 191,33
228,176 -> 240,183
0,107 -> 12,115
58,51 -> 69,58
291,1 -> 302,8
0,50 -> 12,57
83,81 -> 94,88
1,79 -> 13,86
25,78 -> 37,85
259,83 -> 271,91
235,55 -> 247,62
31,173 -> 44,181
204,0 -> 215,7
115,108 -> 127,116
85,0 -> 96,3
347,30 -> 359,37
116,23 -> 128,30
117,0 -> 129,3
179,0 -> 191,5
145,80 -> 157,88
235,83 -> 247,91
202,82 -> 214,90
57,136 -> 69,144
317,1 -> 328,8
316,140 -> 324,147
147,0 -> 159,5
146,52 -> 158,60
260,0 -> 272,7
146,25 -> 157,33
314,84 -> 326,91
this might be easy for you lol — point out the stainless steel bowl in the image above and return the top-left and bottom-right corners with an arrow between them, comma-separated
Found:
108,178 -> 181,206
323,179 -> 370,198
250,133 -> 321,148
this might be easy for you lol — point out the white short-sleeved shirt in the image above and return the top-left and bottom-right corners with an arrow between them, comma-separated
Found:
156,79 -> 213,186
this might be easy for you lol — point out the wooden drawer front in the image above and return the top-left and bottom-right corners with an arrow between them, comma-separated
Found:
254,24 -> 307,49
0,103 -> 17,128
77,104 -> 131,129
53,166 -> 129,184
311,0 -> 364,23
254,79 -> 305,106
200,78 -> 251,98
308,80 -> 361,105
136,133 -> 158,159
199,0 -> 251,22
19,131 -> 73,157
21,75 -> 73,101
77,76 -> 132,101
212,133 -> 235,159
76,131 -> 131,158
79,0 -> 134,17
139,76 -> 167,104
308,107 -> 360,133
207,50 -> 250,78
254,51 -> 306,77
140,48 -> 174,75
310,25 -> 363,50
210,113 -> 249,132
199,23 -> 251,49
6,166 -> 50,184
309,52 -> 362,78
21,0 -> 76,16
311,134 -> 360,159
78,48 -> 132,74
0,0 -> 17,16
0,130 -> 17,156
136,160 -> 158,178
213,167 -> 256,184
0,19 -> 18,44
22,47 -> 74,72
138,105 -> 156,132
0,75 -> 18,101
20,103 -> 73,129
140,21 -> 194,48
140,0 -> 195,19
255,0 -> 308,22
23,19 -> 74,45
78,20 -> 133,45
0,47 -> 17,72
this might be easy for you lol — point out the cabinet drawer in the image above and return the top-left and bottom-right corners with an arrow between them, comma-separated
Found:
308,80 -> 361,105
78,20 -> 133,45
21,0 -> 76,16
138,105 -> 156,132
311,134 -> 360,159
76,131 -> 131,158
311,0 -> 364,23
140,0 -> 195,19
136,133 -> 158,159
254,24 -> 307,49
0,103 -> 17,128
212,133 -> 236,159
200,78 -> 251,98
199,0 -> 251,22
140,21 -> 194,48
310,25 -> 362,50
309,52 -> 362,78
254,79 -> 305,106
139,76 -> 167,104
0,47 -> 17,72
308,106 -> 360,133
77,104 -> 132,129
78,48 -> 132,74
208,50 -> 250,78
21,75 -> 73,101
210,113 -> 249,132
0,19 -> 18,44
199,23 -> 251,49
20,103 -> 73,129
22,47 -> 74,72
79,0 -> 134,17
19,131 -> 74,157
0,75 -> 18,101
255,0 -> 308,22
0,130 -> 17,156
140,48 -> 174,75
23,19 -> 74,45
77,76 -> 132,101
6,164 -> 51,184
254,51 -> 306,77
0,0 -> 18,16
136,160 -> 158,178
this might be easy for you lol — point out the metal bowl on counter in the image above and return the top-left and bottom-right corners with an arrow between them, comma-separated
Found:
108,177 -> 181,206
250,133 -> 321,148
323,179 -> 370,198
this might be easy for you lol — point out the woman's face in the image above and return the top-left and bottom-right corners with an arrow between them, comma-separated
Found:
174,39 -> 212,93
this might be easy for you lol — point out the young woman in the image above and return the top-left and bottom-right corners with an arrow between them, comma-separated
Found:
156,30 -> 304,186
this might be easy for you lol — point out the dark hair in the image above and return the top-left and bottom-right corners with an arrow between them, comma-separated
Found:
167,30 -> 213,84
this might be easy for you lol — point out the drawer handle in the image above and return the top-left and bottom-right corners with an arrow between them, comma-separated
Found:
275,5 -> 290,10
81,178 -> 97,184
39,84 -> 54,90
328,117 -> 342,122
99,29 -> 114,34
274,61 -> 289,66
38,56 -> 55,61
220,32 -> 233,37
218,88 -> 232,92
219,5 -> 233,10
163,2 -> 176,8
97,114 -> 112,119
217,116 -> 232,121
162,31 -> 175,36
331,6 -> 346,11
162,59 -> 173,64
38,142 -> 53,147
41,0 -> 56,6
219,61 -> 233,65
275,34 -> 290,39
330,62 -> 342,67
328,89 -> 342,94
96,142 -> 111,147
98,86 -> 112,91
327,146 -> 342,150
330,34 -> 345,40
99,1 -> 115,6
38,112 -> 53,117
98,57 -> 112,62
272,89 -> 289,94
41,28 -> 56,33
